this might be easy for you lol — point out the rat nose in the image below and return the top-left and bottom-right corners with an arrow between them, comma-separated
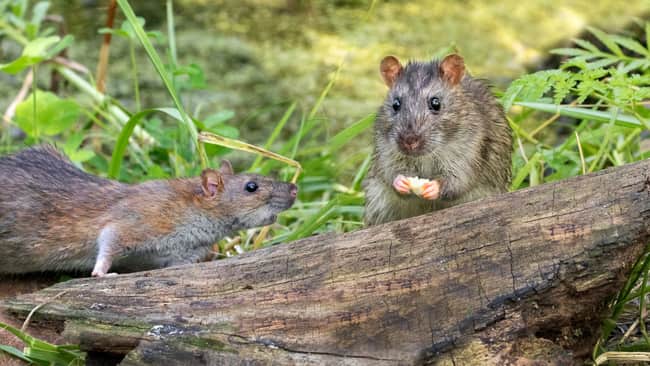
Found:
398,133 -> 423,154
289,184 -> 298,198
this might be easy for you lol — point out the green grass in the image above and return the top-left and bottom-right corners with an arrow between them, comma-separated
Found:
0,1 -> 649,364
0,321 -> 85,365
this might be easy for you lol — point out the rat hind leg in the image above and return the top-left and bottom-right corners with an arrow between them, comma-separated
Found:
92,225 -> 122,277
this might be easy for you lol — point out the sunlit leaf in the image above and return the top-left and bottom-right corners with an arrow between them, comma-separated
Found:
14,90 -> 81,137
0,35 -> 59,73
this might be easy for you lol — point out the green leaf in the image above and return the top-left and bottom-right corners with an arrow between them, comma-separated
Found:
109,107 -> 202,178
500,70 -> 561,110
549,72 -> 574,104
0,344 -> 31,363
109,108 -> 160,178
121,16 -> 145,39
646,22 -> 650,53
611,35 -> 649,56
572,38 -> 600,53
61,133 -> 95,163
173,63 -> 206,90
14,90 -> 81,137
501,82 -> 524,111
511,153 -> 541,190
550,48 -> 589,57
68,149 -> 95,164
62,132 -> 85,153
620,58 -> 648,74
98,27 -> 129,37
585,58 -> 618,70
44,34 -> 74,59
202,111 -> 235,129
0,35 -> 59,73
588,26 -> 623,57
516,102 -> 645,129
30,1 -> 50,30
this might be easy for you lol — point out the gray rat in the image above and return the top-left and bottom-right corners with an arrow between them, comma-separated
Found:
0,145 -> 297,276
363,54 -> 512,225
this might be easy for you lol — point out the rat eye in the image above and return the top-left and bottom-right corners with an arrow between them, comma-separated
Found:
392,98 -> 401,112
429,97 -> 441,112
245,181 -> 258,193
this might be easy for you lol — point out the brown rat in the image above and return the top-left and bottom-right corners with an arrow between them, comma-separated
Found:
0,145 -> 297,276
363,54 -> 512,225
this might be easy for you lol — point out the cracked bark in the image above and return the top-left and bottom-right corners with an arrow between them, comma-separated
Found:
1,160 -> 650,365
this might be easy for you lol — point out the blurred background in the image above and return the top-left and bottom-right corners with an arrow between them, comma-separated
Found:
2,1 -> 645,148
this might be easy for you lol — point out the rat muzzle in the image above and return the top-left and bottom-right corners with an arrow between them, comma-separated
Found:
270,182 -> 298,210
397,133 -> 424,155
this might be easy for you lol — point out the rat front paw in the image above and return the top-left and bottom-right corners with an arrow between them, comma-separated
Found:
392,174 -> 411,195
421,180 -> 441,200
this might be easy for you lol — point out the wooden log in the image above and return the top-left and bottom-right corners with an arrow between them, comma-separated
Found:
2,159 -> 650,365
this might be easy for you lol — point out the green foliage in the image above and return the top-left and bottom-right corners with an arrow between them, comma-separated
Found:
0,321 -> 85,365
15,90 -> 81,137
0,35 -> 73,74
504,25 -> 648,190
98,16 -> 163,42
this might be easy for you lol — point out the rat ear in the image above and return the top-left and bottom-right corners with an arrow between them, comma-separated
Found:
380,56 -> 403,87
219,160 -> 234,175
201,169 -> 224,198
439,54 -> 465,86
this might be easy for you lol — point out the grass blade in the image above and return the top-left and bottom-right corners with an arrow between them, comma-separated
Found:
199,131 -> 302,182
250,102 -> 296,171
0,321 -> 85,365
324,113 -> 375,154
516,102 -> 645,129
511,152 -> 541,190
0,345 -> 31,363
285,194 -> 361,241
116,0 -> 204,166
352,154 -> 372,191
108,108 -> 165,178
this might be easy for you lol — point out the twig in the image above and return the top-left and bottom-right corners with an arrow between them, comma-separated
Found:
529,100 -> 579,138
516,137 -> 528,164
530,113 -> 560,138
95,0 -> 117,93
53,56 -> 89,74
575,131 -> 586,175
595,352 -> 650,365
2,69 -> 33,127
21,291 -> 67,332
619,318 -> 639,345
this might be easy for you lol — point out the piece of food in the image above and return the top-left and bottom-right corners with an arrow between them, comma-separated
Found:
405,176 -> 431,196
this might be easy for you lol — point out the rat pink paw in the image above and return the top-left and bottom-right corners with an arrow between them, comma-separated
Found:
392,174 -> 411,195
92,271 -> 118,277
421,180 -> 441,200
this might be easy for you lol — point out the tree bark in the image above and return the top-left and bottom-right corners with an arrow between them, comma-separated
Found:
2,160 -> 650,365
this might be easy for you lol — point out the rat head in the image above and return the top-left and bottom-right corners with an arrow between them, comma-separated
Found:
377,54 -> 467,157
198,160 -> 297,229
